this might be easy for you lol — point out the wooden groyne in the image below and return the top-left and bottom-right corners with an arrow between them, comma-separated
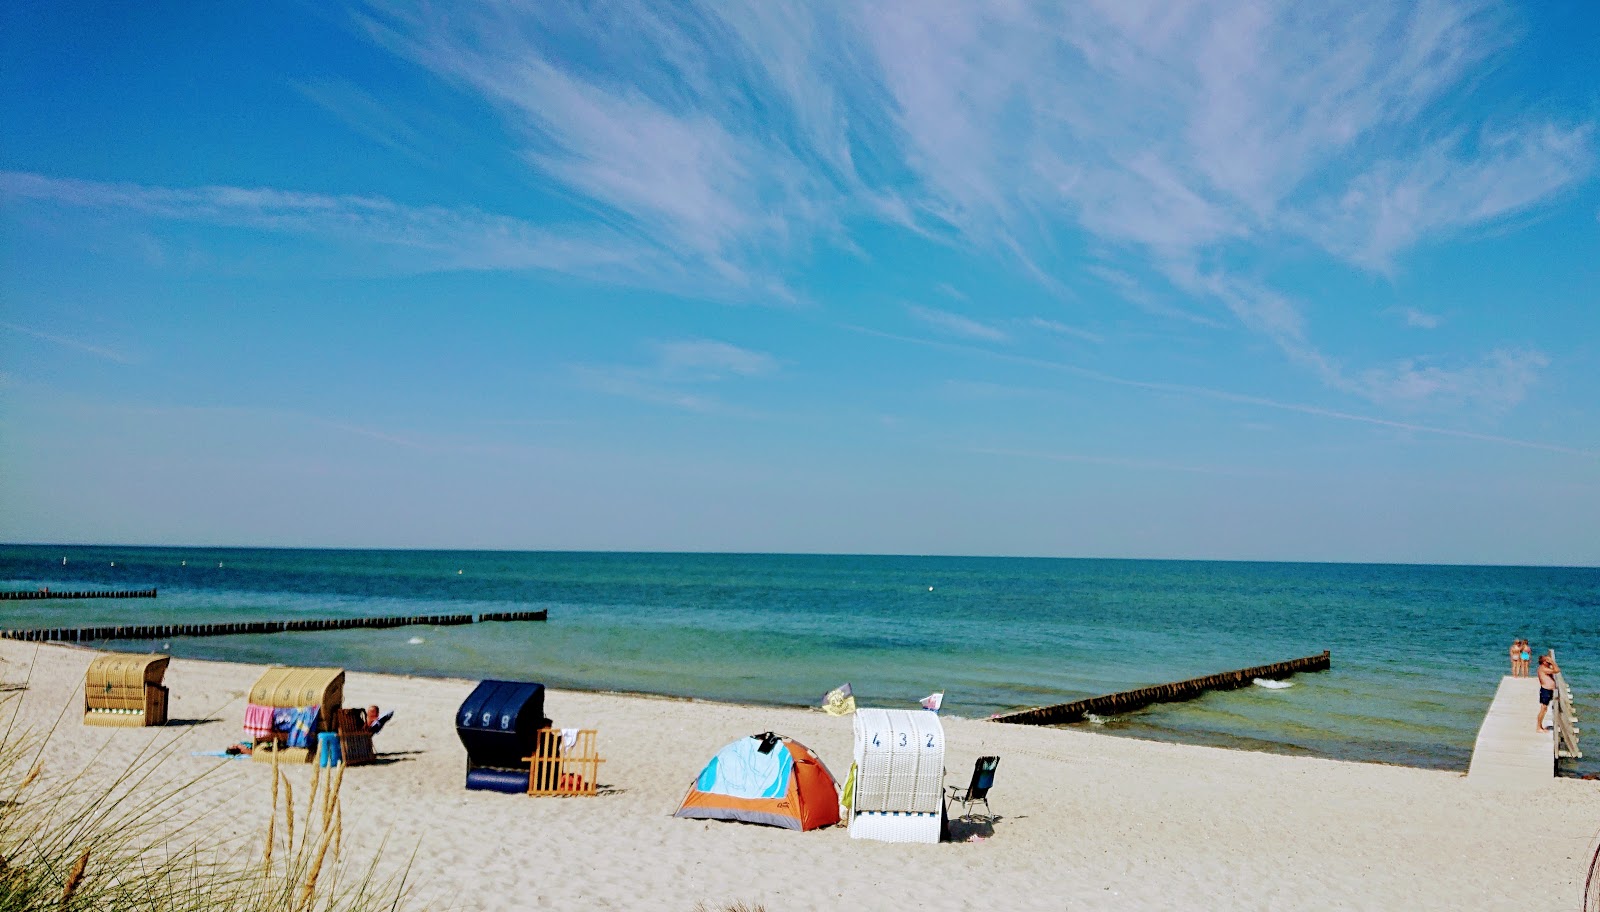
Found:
0,609 -> 548,644
1,588 -> 157,601
990,650 -> 1332,726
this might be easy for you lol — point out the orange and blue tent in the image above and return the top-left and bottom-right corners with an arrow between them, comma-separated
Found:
674,732 -> 840,831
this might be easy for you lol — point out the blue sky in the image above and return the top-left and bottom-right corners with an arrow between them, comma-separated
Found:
2,1 -> 1597,564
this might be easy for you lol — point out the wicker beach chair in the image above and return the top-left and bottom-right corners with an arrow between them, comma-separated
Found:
84,653 -> 169,727
247,666 -> 344,764
945,756 -> 999,820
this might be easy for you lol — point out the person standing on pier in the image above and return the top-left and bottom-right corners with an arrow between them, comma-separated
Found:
1510,639 -> 1522,676
1536,654 -> 1560,732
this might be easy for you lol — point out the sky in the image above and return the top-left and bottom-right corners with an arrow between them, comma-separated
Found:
1,1 -> 1597,565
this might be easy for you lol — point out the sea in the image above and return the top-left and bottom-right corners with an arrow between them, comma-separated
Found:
3,545 -> 1596,775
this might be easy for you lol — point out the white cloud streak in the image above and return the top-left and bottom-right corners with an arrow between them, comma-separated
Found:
0,170 -> 668,281
972,446 -> 1263,478
906,305 -> 1008,342
1403,308 -> 1444,329
1308,123 -> 1594,270
573,338 -> 777,414
0,321 -> 135,364
1027,318 -> 1104,344
655,339 -> 778,380
843,321 -> 1591,457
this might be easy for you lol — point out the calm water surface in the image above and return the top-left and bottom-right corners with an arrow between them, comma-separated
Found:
3,545 -> 1596,774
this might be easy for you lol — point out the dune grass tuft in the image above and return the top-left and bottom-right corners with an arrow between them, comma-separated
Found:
0,693 -> 416,912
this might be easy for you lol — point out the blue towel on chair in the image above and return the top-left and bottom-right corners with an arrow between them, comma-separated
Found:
285,705 -> 320,749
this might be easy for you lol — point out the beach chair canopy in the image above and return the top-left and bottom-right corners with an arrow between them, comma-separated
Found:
849,708 -> 946,843
852,708 -> 945,813
249,666 -> 343,708
248,666 -> 344,728
87,653 -> 169,688
456,680 -> 549,773
674,732 -> 840,831
84,652 -> 170,726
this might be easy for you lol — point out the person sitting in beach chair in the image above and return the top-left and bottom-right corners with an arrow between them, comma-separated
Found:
365,704 -> 394,734
945,756 -> 1000,821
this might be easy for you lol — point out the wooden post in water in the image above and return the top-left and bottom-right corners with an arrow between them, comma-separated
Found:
989,651 -> 1332,726
0,609 -> 550,643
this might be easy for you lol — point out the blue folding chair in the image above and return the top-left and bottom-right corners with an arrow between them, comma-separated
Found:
946,755 -> 999,820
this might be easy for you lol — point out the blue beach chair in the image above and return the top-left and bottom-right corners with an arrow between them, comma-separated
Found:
945,756 -> 999,820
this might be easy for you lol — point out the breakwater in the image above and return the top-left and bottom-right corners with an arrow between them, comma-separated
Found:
0,608 -> 548,644
1,588 -> 157,600
991,650 -> 1332,726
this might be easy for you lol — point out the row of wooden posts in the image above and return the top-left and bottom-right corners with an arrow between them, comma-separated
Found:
0,588 -> 158,601
990,650 -> 1332,726
0,609 -> 549,644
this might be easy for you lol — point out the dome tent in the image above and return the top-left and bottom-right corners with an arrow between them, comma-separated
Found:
674,732 -> 840,831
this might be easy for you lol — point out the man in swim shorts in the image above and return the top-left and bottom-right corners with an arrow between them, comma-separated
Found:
1536,654 -> 1560,732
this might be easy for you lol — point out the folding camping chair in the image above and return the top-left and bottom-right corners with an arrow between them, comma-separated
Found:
945,756 -> 999,820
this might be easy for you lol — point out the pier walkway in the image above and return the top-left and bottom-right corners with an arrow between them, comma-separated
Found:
1467,671 -> 1580,785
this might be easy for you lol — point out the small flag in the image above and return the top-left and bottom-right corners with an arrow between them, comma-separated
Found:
920,692 -> 944,712
822,683 -> 856,716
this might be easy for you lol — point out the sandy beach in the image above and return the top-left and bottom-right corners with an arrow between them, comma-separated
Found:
5,638 -> 1598,911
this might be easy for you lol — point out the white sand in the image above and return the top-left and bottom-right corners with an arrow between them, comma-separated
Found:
5,639 -> 1598,911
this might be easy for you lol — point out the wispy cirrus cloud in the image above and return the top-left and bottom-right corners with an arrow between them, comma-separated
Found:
11,2 -> 1589,418
906,305 -> 1008,342
972,446 -> 1260,478
0,170 -> 662,281
1027,318 -> 1103,344
655,339 -> 778,380
845,321 -> 1587,455
1307,123 -> 1594,271
1402,308 -> 1444,329
1346,348 -> 1550,412
292,77 -> 432,161
1164,263 -> 1548,411
851,0 -> 1589,408
353,0 -> 901,298
0,320 -> 135,364
572,338 -> 777,414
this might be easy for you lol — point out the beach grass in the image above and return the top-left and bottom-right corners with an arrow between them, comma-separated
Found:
0,693 -> 415,912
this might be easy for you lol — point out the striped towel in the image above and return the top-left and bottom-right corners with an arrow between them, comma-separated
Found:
243,703 -> 275,740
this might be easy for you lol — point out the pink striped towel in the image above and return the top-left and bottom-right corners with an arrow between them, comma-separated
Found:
243,703 -> 276,740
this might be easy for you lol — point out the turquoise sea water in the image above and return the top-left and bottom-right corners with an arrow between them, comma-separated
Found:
3,545 -> 1596,774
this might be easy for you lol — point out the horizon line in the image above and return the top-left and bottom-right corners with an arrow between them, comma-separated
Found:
2,541 -> 1595,571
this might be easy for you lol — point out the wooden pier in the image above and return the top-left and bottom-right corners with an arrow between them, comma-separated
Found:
1468,659 -> 1581,786
0,588 -> 157,601
0,609 -> 548,644
990,650 -> 1331,726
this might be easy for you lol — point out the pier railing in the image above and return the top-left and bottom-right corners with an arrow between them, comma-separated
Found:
1551,651 -> 1582,761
